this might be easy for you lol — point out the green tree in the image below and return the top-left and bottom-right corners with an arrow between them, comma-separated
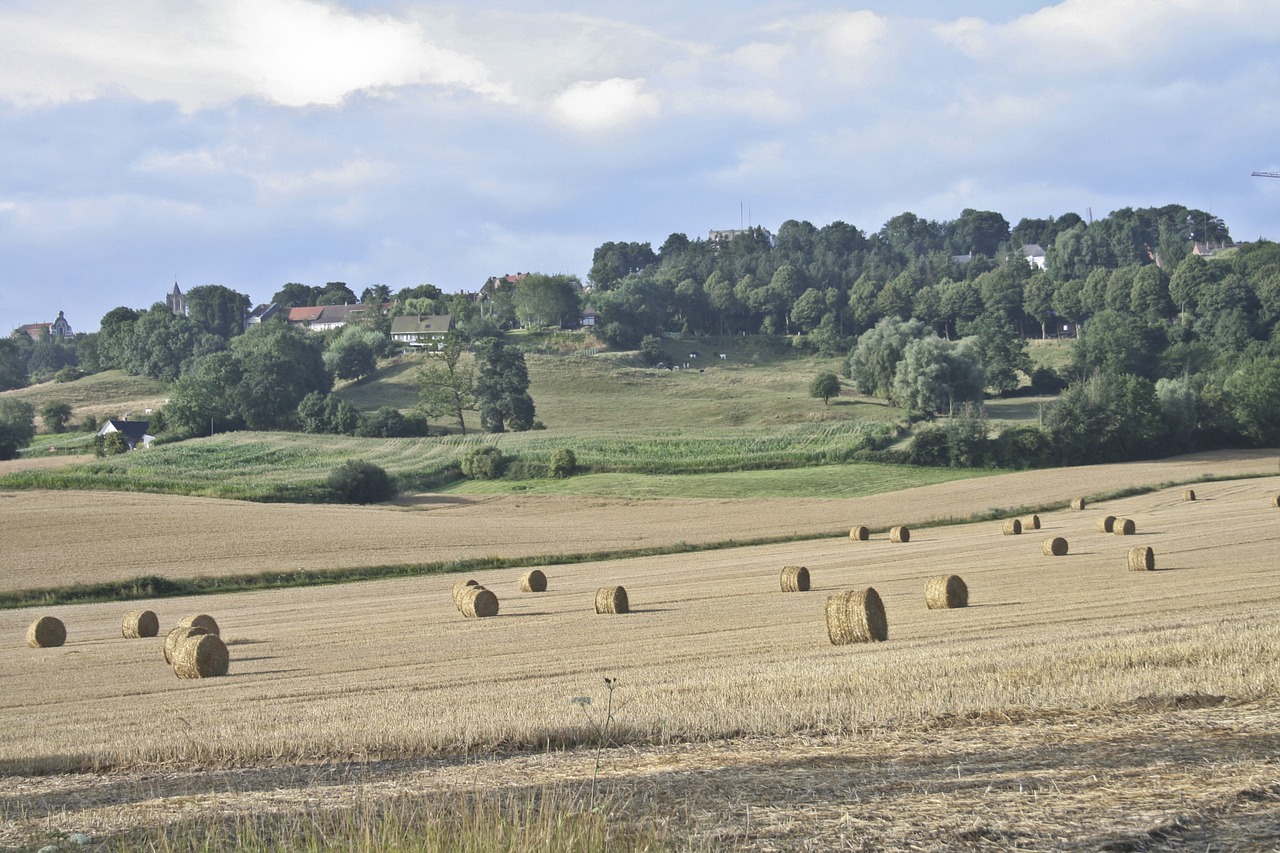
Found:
1022,272 -> 1057,339
1047,373 -> 1161,464
317,282 -> 358,306
323,326 -> 381,381
0,398 -> 36,460
962,313 -> 1032,394
474,337 -> 535,432
39,401 -> 73,433
186,285 -> 251,340
809,372 -> 841,405
272,283 -> 318,307
588,241 -> 657,290
0,338 -> 28,391
891,336 -> 985,414
845,317 -> 928,397
164,351 -> 245,436
1224,356 -> 1280,446
296,392 -> 362,435
229,322 -> 330,430
327,460 -> 396,503
514,274 -> 581,329
1168,253 -> 1214,315
1129,264 -> 1175,323
416,331 -> 475,435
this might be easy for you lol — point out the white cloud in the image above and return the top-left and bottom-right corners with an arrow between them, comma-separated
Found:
0,0 -> 512,110
551,78 -> 661,132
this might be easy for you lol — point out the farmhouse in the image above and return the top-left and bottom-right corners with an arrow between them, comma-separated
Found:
391,314 -> 454,348
98,419 -> 155,450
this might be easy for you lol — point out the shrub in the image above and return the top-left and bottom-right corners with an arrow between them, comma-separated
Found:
460,445 -> 505,480
101,431 -> 128,457
502,456 -> 546,480
907,425 -> 949,466
549,448 -> 577,478
991,424 -> 1052,469
39,401 -> 73,434
53,366 -> 86,383
327,460 -> 396,504
81,414 -> 98,432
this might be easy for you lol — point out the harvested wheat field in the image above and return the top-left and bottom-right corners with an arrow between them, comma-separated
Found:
0,449 -> 1275,592
4,468 -> 1280,849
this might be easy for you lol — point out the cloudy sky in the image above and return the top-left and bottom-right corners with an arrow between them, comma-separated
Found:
2,0 -> 1279,333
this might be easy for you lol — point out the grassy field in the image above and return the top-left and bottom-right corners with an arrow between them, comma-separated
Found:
1,369 -> 168,431
3,470 -> 1280,849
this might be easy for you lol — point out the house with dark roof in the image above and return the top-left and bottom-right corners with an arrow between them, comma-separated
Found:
390,314 -> 453,348
98,419 -> 155,450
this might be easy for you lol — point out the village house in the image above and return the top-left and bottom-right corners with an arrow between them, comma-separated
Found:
14,310 -> 73,340
98,418 -> 155,450
390,314 -> 453,348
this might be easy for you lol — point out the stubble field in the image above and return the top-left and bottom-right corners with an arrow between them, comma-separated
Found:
4,453 -> 1280,849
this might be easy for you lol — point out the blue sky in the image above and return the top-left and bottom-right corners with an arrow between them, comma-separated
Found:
2,0 -> 1279,333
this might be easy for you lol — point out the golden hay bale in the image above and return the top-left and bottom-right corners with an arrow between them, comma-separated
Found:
452,579 -> 480,608
1182,489 -> 1196,501
1002,518 -> 1022,536
595,586 -> 629,615
1021,514 -> 1041,530
176,614 -> 219,636
458,586 -> 499,618
1096,515 -> 1116,533
1113,517 -> 1136,536
849,525 -> 870,541
172,633 -> 229,679
519,570 -> 547,593
889,525 -> 910,543
1127,546 -> 1155,572
925,575 -> 968,609
1272,495 -> 1280,508
1071,497 -> 1087,511
780,565 -> 810,593
1042,536 -> 1068,557
825,588 -> 887,645
122,609 -> 159,639
164,626 -> 209,664
26,616 -> 66,648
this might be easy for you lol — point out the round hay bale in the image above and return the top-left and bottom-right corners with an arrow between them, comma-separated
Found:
780,565 -> 810,593
825,588 -> 887,645
1182,488 -> 1196,502
925,575 -> 968,609
1272,494 -> 1280,508
1071,497 -> 1087,511
458,586 -> 499,618
889,525 -> 910,543
176,614 -> 219,636
518,570 -> 547,593
1113,517 -> 1136,536
849,525 -> 870,541
1096,515 -> 1116,533
1127,546 -> 1155,572
172,633 -> 229,679
1002,518 -> 1022,536
595,586 -> 629,615
122,609 -> 159,639
1021,514 -> 1041,530
26,616 -> 66,648
164,625 -> 210,664
1042,536 -> 1068,557
452,579 -> 481,609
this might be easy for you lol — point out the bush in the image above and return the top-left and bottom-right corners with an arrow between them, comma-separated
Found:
907,425 -> 949,466
990,425 -> 1052,469
1028,366 -> 1068,395
327,460 -> 396,504
549,448 -> 577,478
0,398 -> 36,460
53,366 -> 86,383
460,445 -> 505,480
502,456 -> 546,480
39,401 -> 73,434
100,431 -> 128,457
81,414 -> 98,432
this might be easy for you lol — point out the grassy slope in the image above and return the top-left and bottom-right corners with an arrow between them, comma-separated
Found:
1,370 -> 168,430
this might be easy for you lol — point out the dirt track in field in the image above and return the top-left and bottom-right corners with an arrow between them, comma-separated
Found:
0,449 -> 1275,591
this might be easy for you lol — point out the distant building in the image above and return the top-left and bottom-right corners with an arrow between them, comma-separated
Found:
15,310 -> 73,340
390,314 -> 454,348
98,418 -> 155,450
284,303 -> 381,332
1022,244 -> 1047,270
245,303 -> 282,328
709,227 -> 776,248
167,282 -> 187,316
579,306 -> 600,328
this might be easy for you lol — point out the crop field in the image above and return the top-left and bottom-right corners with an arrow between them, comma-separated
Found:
4,461 -> 1280,849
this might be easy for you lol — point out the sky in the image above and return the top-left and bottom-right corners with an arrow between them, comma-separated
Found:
2,0 -> 1279,334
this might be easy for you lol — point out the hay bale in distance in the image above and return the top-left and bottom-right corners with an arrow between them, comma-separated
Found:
849,525 -> 869,541
1272,495 -> 1280,508
1042,536 -> 1069,557
26,616 -> 66,648
780,565 -> 810,593
172,633 -> 229,679
518,570 -> 547,593
1113,517 -> 1137,536
1071,497 -> 1087,511
925,575 -> 968,609
1183,489 -> 1196,502
1127,546 -> 1155,572
1096,515 -> 1117,533
177,614 -> 219,636
458,586 -> 499,618
825,588 -> 887,645
122,609 -> 159,639
452,579 -> 480,608
889,525 -> 910,543
164,626 -> 210,664
595,586 -> 629,615
1021,514 -> 1041,530
1002,518 -> 1022,536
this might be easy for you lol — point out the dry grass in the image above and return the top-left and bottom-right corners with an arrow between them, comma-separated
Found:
1,450 -> 1274,593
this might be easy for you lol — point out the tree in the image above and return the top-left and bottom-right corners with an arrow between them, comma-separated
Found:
891,336 -> 984,414
317,282 -> 358,306
186,285 -> 251,341
809,372 -> 841,405
272,283 -> 318,308
416,331 -> 475,434
165,351 -> 245,436
228,322 -> 330,430
845,317 -> 928,397
1022,272 -> 1057,339
588,241 -> 657,290
296,392 -> 362,435
0,398 -> 35,460
323,326 -> 381,381
639,335 -> 665,366
39,401 -> 73,433
962,313 -> 1032,394
514,274 -> 581,329
1047,373 -> 1161,464
0,338 -> 27,391
1224,356 -> 1280,446
474,337 -> 535,432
